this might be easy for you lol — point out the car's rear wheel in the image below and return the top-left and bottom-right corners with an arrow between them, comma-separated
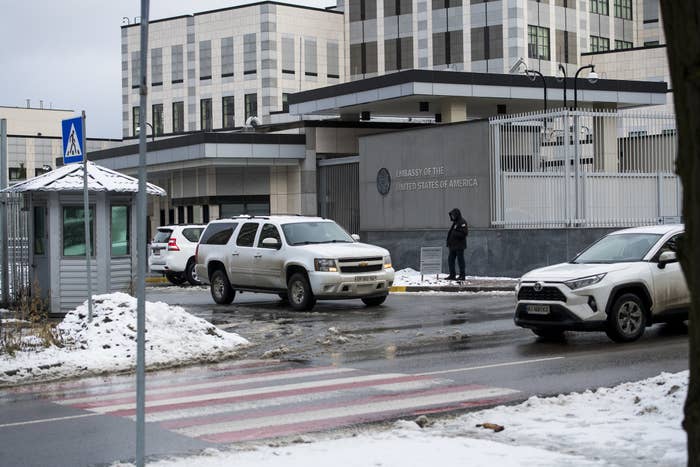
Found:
210,269 -> 235,305
361,295 -> 387,307
605,293 -> 646,342
165,272 -> 187,286
185,259 -> 201,286
287,272 -> 315,311
531,328 -> 564,340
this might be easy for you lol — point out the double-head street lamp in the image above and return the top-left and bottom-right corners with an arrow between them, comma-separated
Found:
510,57 -> 547,112
136,122 -> 156,142
573,64 -> 599,110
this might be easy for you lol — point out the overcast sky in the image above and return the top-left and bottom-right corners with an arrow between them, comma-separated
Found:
0,0 -> 334,139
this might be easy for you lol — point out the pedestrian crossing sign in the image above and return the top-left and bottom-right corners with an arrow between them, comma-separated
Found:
62,116 -> 84,164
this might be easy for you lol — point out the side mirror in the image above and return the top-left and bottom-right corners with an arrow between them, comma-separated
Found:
351,234 -> 360,242
262,237 -> 281,249
658,250 -> 677,269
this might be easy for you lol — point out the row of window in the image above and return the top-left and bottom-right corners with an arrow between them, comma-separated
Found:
590,0 -> 633,19
33,206 -> 130,258
158,201 -> 270,227
131,36 -> 340,88
528,25 -> 634,59
130,93 -> 284,135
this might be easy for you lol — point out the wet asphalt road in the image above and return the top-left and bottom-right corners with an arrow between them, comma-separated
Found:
146,285 -> 689,398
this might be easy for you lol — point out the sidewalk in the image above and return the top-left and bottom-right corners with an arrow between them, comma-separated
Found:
389,269 -> 517,293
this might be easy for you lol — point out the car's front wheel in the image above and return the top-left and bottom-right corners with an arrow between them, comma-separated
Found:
210,269 -> 235,305
185,259 -> 201,286
287,273 -> 315,311
361,295 -> 387,307
605,293 -> 646,342
165,272 -> 187,286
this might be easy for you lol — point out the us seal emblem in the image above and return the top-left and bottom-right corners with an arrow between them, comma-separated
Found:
376,168 -> 391,196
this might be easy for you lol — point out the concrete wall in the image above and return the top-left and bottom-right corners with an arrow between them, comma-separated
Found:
364,227 -> 617,277
359,120 -> 491,230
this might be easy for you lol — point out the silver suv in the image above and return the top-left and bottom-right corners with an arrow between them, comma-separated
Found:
149,225 -> 206,285
195,216 -> 395,310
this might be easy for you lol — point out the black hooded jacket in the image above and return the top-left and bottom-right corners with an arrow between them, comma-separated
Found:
446,208 -> 469,251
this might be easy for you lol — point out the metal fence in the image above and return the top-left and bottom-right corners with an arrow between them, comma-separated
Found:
0,192 -> 31,305
489,108 -> 680,228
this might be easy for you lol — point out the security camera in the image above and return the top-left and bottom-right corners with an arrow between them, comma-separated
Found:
245,116 -> 261,128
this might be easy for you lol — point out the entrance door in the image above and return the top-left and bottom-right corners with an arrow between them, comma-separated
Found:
31,205 -> 51,298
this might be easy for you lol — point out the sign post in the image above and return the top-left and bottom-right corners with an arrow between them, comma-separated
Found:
62,115 -> 93,322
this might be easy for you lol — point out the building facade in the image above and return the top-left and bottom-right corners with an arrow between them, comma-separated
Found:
121,2 -> 345,139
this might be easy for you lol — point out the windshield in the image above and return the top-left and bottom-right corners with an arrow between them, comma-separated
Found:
282,221 -> 354,246
153,229 -> 172,244
572,233 -> 662,264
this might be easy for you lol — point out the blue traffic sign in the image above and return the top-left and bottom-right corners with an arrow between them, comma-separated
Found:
62,116 -> 84,164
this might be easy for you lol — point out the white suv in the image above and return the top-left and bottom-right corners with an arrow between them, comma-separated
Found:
195,216 -> 395,310
514,224 -> 689,342
149,225 -> 206,286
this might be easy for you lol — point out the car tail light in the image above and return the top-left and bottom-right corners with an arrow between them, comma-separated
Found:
167,237 -> 180,251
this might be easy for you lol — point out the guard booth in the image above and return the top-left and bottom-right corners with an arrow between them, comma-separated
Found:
1,161 -> 166,313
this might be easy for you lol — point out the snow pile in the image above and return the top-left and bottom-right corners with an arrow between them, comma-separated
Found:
393,267 -> 517,287
0,293 -> 248,386
118,371 -> 687,467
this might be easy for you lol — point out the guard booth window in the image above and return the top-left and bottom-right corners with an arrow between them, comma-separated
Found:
33,206 -> 46,255
111,205 -> 130,256
63,206 -> 95,257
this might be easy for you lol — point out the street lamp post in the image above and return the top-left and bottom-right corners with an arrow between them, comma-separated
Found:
509,57 -> 548,112
137,122 -> 155,142
558,64 -> 568,109
573,64 -> 599,110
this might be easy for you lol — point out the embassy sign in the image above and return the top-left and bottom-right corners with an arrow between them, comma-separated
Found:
377,165 -> 478,194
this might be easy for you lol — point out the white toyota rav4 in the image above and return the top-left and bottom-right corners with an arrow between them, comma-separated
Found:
195,215 -> 395,310
514,224 -> 689,342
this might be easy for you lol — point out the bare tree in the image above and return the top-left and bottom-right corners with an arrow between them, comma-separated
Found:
659,2 -> 700,465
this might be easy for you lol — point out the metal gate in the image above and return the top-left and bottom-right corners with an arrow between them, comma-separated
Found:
490,109 -> 680,228
317,158 -> 360,234
0,192 -> 31,305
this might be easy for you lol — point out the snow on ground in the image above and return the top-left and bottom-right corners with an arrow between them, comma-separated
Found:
0,293 -> 248,386
114,371 -> 687,467
393,267 -> 517,287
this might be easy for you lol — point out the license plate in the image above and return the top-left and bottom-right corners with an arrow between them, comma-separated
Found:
526,304 -> 550,315
355,275 -> 377,282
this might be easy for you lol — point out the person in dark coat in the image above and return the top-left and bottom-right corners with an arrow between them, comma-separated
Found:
446,208 -> 468,280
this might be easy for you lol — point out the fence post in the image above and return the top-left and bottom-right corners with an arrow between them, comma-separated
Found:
0,119 -> 8,305
562,111 -> 570,226
573,112 -> 581,225
492,123 -> 503,225
657,171 -> 663,222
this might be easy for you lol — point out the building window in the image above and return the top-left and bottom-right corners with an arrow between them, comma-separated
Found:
33,206 -> 46,256
282,93 -> 290,112
111,205 -> 130,256
350,41 -> 378,75
9,166 -> 26,181
202,205 -> 210,223
152,104 -> 163,136
172,101 -> 184,133
433,30 -> 464,65
151,48 -> 163,86
528,25 -> 550,61
384,0 -> 412,16
556,30 -> 577,64
200,98 -> 212,131
131,51 -> 140,89
614,0 -> 632,19
245,93 -> 258,120
590,35 -> 610,52
349,0 -> 377,21
171,45 -> 184,83
221,37 -> 234,77
432,0 -> 460,9
471,26 -> 503,61
643,0 -> 658,22
244,33 -> 257,75
327,41 -> 340,78
282,36 -> 295,75
222,96 -> 235,129
385,37 -> 414,71
644,40 -> 660,46
132,106 -> 140,137
63,206 -> 95,257
199,40 -> 212,80
615,39 -> 633,50
590,0 -> 609,15
186,206 -> 194,224
304,38 -> 318,77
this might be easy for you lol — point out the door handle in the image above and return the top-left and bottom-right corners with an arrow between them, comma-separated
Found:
254,254 -> 262,258
232,252 -> 239,256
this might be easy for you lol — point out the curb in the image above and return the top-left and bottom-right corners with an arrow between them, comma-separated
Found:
145,276 -> 168,284
389,285 -> 516,293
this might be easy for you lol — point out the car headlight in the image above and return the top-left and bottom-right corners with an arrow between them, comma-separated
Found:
314,258 -> 338,272
383,255 -> 392,269
564,273 -> 606,290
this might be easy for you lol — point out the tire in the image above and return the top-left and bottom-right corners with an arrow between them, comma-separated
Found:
361,295 -> 387,307
605,293 -> 646,343
210,269 -> 235,305
531,328 -> 565,340
165,272 -> 187,286
185,259 -> 201,286
287,272 -> 315,311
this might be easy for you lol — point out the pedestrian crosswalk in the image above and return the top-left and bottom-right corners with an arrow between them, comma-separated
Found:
27,360 -> 519,443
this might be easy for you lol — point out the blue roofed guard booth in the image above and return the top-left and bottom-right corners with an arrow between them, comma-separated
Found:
1,161 -> 166,314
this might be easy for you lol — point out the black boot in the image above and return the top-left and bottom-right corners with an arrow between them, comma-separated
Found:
457,275 -> 465,281
445,274 -> 456,280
